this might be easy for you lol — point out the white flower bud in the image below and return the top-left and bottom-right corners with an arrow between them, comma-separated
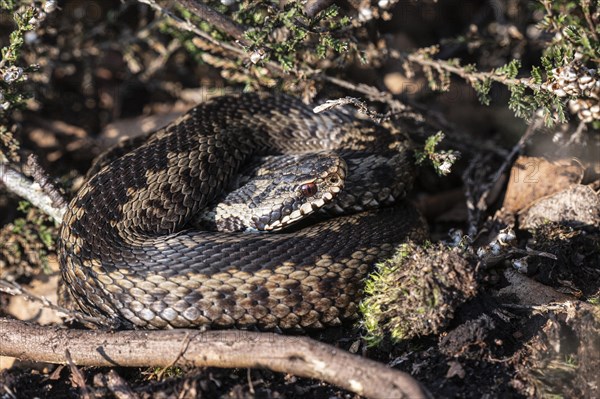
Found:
438,160 -> 452,174
358,7 -> 373,22
25,31 -> 38,44
3,67 -> 23,83
249,50 -> 264,64
44,0 -> 58,13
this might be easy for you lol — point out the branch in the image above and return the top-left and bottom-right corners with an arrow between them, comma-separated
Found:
0,318 -> 431,399
315,75 -> 410,113
497,269 -> 573,306
0,156 -> 66,224
0,280 -> 111,328
305,0 -> 336,17
461,116 -> 542,236
313,96 -> 389,123
136,0 -> 247,59
581,0 -> 599,42
136,0 -> 287,74
175,0 -> 248,44
399,50 -> 541,91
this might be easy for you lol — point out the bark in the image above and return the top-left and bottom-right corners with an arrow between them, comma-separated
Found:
0,318 -> 431,399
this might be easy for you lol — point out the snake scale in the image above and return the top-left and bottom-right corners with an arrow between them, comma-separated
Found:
58,92 -> 426,330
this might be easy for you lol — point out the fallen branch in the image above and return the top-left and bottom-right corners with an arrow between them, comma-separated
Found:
0,318 -> 431,399
497,268 -> 573,306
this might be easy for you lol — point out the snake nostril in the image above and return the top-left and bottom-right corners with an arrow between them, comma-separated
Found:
328,176 -> 339,185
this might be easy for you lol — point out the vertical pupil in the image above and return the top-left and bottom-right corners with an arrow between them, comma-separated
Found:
301,183 -> 317,197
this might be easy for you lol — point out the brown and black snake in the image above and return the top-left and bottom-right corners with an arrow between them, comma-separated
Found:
58,92 -> 426,330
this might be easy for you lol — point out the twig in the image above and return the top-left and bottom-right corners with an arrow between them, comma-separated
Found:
136,0 -> 245,59
66,349 -> 92,399
581,0 -> 599,42
0,318 -> 432,399
397,49 -> 541,92
136,0 -> 287,74
247,368 -> 255,395
305,0 -> 336,17
105,370 -> 140,399
315,75 -> 410,114
139,39 -> 182,81
175,0 -> 248,44
0,161 -> 66,224
540,0 -> 563,34
24,154 -> 68,210
501,300 -> 595,316
564,119 -> 588,146
0,280 -> 111,328
313,96 -> 389,123
462,116 -> 542,236
156,331 -> 193,380
497,268 -> 573,306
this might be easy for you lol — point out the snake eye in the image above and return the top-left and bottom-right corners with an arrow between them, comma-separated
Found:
300,182 -> 318,197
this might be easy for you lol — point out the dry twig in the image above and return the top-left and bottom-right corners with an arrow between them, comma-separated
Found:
462,116 -> 542,236
313,96 -> 389,123
0,318 -> 432,399
136,0 -> 287,74
23,154 -> 67,210
395,49 -> 542,92
66,349 -> 93,399
0,159 -> 66,224
175,0 -> 247,43
305,0 -> 337,17
0,280 -> 110,328
105,370 -> 140,399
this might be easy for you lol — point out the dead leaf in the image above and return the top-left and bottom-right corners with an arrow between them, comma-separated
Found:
503,157 -> 584,213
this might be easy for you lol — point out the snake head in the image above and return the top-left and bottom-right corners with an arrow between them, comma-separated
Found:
254,152 -> 347,232
197,152 -> 347,232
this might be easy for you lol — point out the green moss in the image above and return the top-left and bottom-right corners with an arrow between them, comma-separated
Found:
360,242 -> 478,346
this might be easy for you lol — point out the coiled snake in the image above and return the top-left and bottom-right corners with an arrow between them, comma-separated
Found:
58,92 -> 426,330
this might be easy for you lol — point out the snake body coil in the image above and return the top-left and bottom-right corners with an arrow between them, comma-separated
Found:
58,92 -> 425,330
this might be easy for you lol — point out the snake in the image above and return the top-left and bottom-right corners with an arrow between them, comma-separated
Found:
58,92 -> 426,330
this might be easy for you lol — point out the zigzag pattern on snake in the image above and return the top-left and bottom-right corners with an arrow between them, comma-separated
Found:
58,92 -> 426,330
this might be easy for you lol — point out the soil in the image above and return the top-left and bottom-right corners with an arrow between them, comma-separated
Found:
1,1 -> 599,398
